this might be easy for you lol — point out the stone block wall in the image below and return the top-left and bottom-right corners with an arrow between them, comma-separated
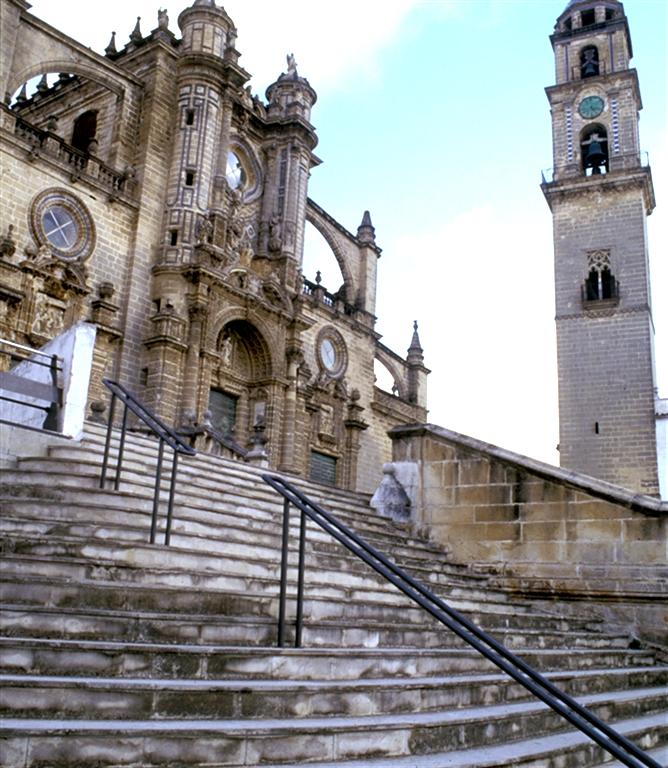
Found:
387,423 -> 666,639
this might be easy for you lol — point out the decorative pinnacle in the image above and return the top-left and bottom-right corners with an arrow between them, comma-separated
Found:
357,210 -> 376,244
407,320 -> 424,364
105,31 -> 117,56
130,17 -> 143,44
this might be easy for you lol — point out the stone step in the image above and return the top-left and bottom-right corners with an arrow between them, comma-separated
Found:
0,568 -> 608,638
2,638 -> 656,681
0,602 -> 634,651
0,472 -> 468,590
257,714 -> 667,768
0,689 -> 664,767
3,667 -> 666,721
0,512 -> 514,607
2,460 -> 453,572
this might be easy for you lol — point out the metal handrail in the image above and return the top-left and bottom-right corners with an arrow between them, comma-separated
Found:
262,473 -> 660,768
100,378 -> 196,545
0,339 -> 63,431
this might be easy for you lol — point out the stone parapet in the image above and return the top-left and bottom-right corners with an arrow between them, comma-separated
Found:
386,423 -> 667,640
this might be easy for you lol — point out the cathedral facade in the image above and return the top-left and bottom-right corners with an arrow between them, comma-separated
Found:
0,0 -> 428,493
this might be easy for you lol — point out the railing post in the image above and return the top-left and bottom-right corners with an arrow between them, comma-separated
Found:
100,393 -> 117,488
114,404 -> 129,491
42,354 -> 61,431
295,509 -> 307,648
277,497 -> 291,647
150,438 -> 165,544
164,451 -> 179,546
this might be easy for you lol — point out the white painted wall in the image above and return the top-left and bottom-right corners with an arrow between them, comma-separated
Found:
0,322 -> 96,439
657,398 -> 668,500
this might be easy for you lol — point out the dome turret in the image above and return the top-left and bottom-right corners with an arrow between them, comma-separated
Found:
178,0 -> 238,59
265,54 -> 317,123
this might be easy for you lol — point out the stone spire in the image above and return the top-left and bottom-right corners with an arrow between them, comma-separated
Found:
357,211 -> 376,244
36,74 -> 49,94
407,321 -> 424,364
129,17 -> 143,44
406,321 -> 428,407
105,31 -> 117,56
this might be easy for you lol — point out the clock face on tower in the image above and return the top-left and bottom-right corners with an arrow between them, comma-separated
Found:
578,95 -> 604,119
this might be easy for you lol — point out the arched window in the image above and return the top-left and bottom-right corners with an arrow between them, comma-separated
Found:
580,124 -> 608,175
71,110 -> 98,153
583,250 -> 618,302
580,46 -> 599,78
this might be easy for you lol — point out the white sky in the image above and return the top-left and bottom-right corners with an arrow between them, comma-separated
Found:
26,0 -> 668,466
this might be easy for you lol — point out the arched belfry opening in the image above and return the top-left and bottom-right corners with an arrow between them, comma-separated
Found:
580,45 -> 599,78
71,110 -> 98,153
581,124 -> 608,175
208,320 -> 273,444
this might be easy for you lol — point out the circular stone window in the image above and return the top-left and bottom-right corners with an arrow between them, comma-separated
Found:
316,327 -> 347,379
225,151 -> 247,190
30,188 -> 95,262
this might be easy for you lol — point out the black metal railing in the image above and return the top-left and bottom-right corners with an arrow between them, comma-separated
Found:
0,339 -> 63,432
100,379 -> 196,545
262,473 -> 660,768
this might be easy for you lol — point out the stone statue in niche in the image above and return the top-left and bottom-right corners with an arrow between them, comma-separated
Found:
0,225 -> 16,260
196,212 -> 214,245
319,404 -> 334,436
238,224 -> 255,268
220,334 -> 233,366
268,213 -> 282,253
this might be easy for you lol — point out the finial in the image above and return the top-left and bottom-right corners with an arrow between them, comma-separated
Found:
357,210 -> 376,244
315,270 -> 322,285
105,31 -> 117,55
130,17 -> 143,44
16,83 -> 28,103
36,74 -> 49,94
407,320 -> 424,363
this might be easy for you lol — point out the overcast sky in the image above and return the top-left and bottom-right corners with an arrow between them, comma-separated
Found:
27,0 -> 667,466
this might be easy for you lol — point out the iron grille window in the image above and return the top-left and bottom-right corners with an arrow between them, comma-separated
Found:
309,451 -> 337,486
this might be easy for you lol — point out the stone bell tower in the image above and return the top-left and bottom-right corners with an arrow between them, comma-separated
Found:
542,0 -> 659,494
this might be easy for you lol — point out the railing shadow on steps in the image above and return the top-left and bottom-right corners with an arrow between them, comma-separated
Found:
100,379 -> 196,545
262,473 -> 661,768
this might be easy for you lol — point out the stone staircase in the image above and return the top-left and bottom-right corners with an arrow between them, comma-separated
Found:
0,424 -> 666,767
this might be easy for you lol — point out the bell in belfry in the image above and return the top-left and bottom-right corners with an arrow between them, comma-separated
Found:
583,133 -> 607,173
581,48 -> 599,78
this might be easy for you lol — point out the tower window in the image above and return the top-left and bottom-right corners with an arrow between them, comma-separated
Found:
581,125 -> 608,175
605,8 -> 614,21
581,9 -> 595,27
185,170 -> 195,187
71,110 -> 98,153
583,249 -> 618,302
185,109 -> 195,126
169,230 -> 178,246
580,46 -> 599,78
